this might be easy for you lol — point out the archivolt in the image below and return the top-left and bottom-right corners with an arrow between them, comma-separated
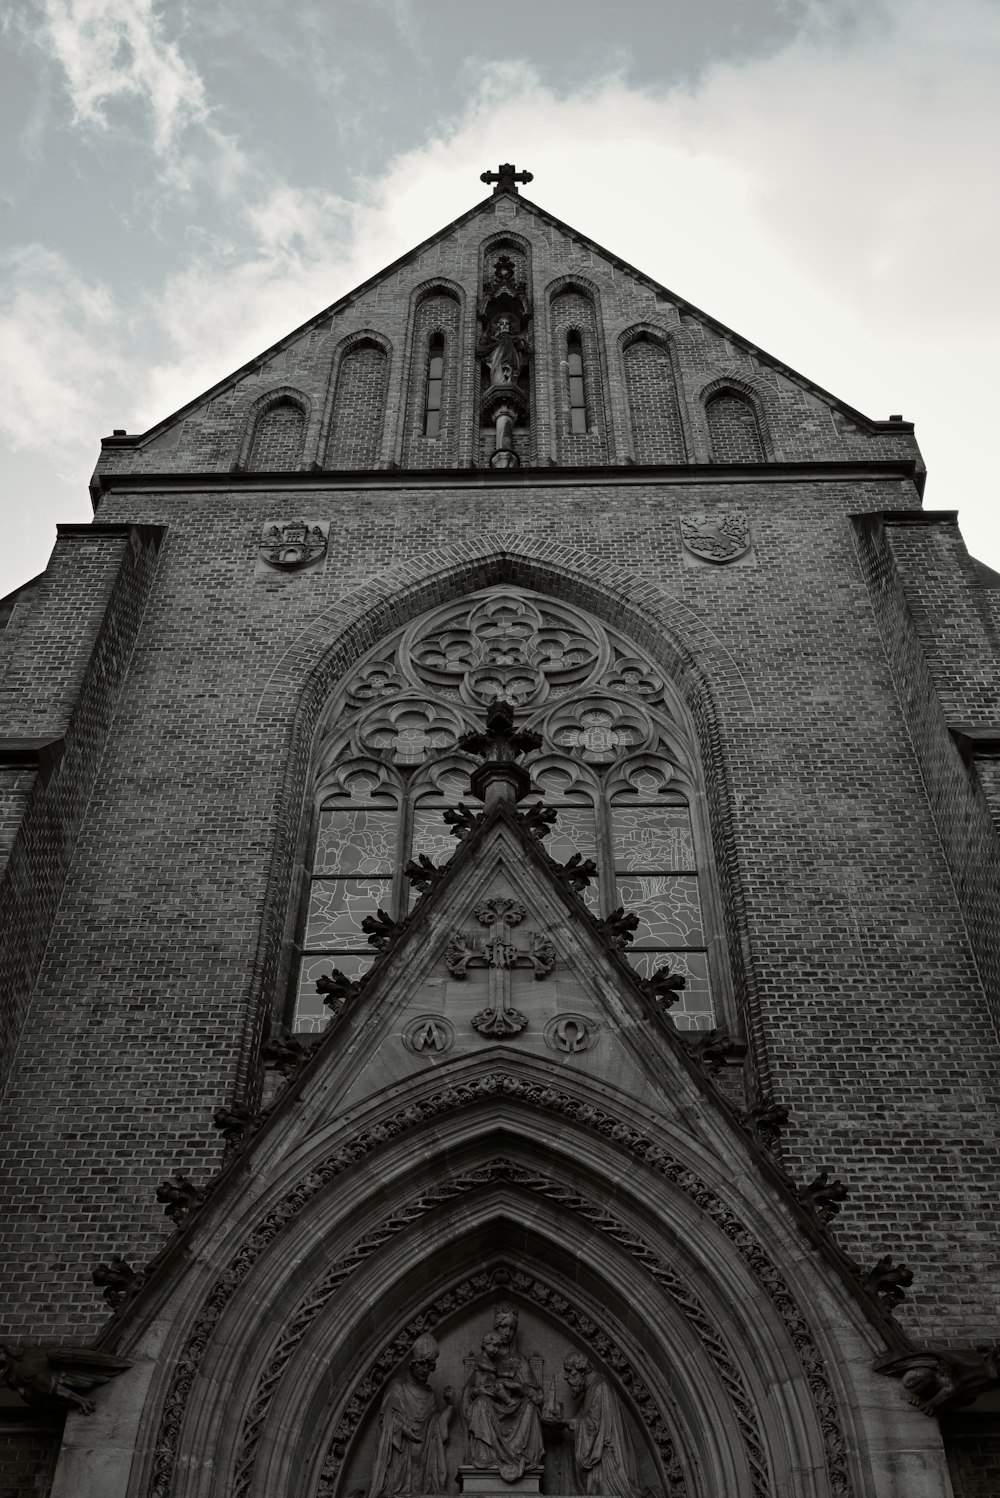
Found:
138,1070 -> 850,1498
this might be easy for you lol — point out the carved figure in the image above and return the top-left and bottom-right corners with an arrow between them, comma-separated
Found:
362,908 -> 400,952
260,1023 -> 313,1076
404,854 -> 446,895
683,1026 -> 742,1076
876,1343 -> 1000,1415
744,1101 -> 789,1151
212,1103 -> 260,1146
640,969 -> 685,1006
798,1170 -> 849,1224
316,968 -> 364,1010
548,852 -> 599,894
155,1170 -> 202,1224
560,1353 -> 640,1498
462,1308 -> 544,1481
862,1254 -> 913,1312
92,1256 -> 144,1310
478,315 -> 529,389
595,908 -> 640,950
0,1343 -> 117,1416
369,1333 -> 455,1497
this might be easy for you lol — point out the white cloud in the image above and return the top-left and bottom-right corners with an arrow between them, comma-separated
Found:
41,0 -> 208,158
0,246 -> 131,479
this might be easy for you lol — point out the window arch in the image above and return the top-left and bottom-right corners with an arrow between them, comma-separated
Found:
402,285 -> 462,467
549,281 -> 609,464
622,331 -> 686,463
243,388 -> 309,471
325,337 -> 389,468
705,385 -> 767,462
292,587 -> 724,1034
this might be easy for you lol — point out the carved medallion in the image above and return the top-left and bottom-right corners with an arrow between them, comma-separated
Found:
543,1013 -> 600,1053
680,509 -> 751,564
402,1015 -> 455,1055
259,519 -> 329,569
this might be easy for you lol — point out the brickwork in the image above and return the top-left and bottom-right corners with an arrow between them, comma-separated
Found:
0,1426 -> 61,1498
247,399 -> 306,470
325,341 -> 388,468
706,390 -> 765,461
944,1420 -> 1000,1498
549,287 -> 609,464
401,291 -> 462,468
623,334 -> 685,462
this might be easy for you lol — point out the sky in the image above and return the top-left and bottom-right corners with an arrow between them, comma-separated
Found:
1,0 -> 999,598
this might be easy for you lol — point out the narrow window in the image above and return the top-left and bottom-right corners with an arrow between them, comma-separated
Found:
424,335 -> 444,436
567,333 -> 587,434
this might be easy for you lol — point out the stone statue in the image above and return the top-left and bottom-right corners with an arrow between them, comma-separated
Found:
560,1353 -> 640,1498
369,1333 -> 456,1497
462,1304 -> 544,1481
479,316 -> 528,389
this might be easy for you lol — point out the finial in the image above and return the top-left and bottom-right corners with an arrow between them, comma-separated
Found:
458,701 -> 541,806
480,164 -> 533,197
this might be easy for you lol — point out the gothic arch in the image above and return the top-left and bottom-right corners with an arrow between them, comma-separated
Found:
236,385 -> 312,471
111,1053 -> 901,1498
545,275 -> 617,464
698,375 -> 776,462
398,280 -> 467,468
617,323 -> 691,463
317,330 -> 393,469
239,541 -> 769,1106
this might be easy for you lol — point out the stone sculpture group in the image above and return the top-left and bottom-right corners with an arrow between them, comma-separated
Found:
369,1303 -> 640,1497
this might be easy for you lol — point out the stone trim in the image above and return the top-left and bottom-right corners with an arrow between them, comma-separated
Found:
142,1074 -> 850,1498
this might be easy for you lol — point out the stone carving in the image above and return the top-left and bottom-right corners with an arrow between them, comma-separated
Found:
157,1078 -> 849,1498
443,803 -> 486,841
481,164 -> 534,196
402,1015 -> 455,1055
362,909 -> 403,952
155,1169 -> 203,1225
875,1344 -> 1000,1415
860,1254 -> 913,1312
369,1333 -> 456,1497
259,519 -> 328,569
682,1026 -> 745,1077
517,802 -> 559,841
404,854 -> 447,895
680,509 -> 751,564
743,1102 -> 788,1152
317,968 -> 366,1011
212,1103 -> 260,1147
553,1352 -> 641,1498
546,852 -> 599,895
544,1014 -> 600,1053
462,1304 -> 545,1480
447,897 -> 556,1037
260,1023 -> 315,1076
92,1256 -> 145,1310
593,907 -> 640,950
639,968 -> 686,1008
459,700 -> 543,764
0,1342 -> 130,1415
361,700 -> 461,766
797,1171 -> 849,1225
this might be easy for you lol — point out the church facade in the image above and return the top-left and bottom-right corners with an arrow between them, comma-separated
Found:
1,165 -> 998,1498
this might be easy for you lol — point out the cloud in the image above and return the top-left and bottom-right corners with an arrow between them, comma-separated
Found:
0,246 -> 131,479
41,0 -> 208,158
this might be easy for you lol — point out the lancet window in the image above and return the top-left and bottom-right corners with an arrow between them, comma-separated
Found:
424,335 -> 444,436
567,333 -> 587,434
294,588 -> 724,1034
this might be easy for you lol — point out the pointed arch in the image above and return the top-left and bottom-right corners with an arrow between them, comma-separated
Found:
237,385 -> 311,471
102,1053 -> 923,1498
399,280 -> 465,468
618,323 -> 689,463
546,275 -> 616,465
321,331 -> 392,469
700,375 -> 775,462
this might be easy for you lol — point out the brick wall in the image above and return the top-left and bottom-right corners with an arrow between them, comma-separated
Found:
623,335 -> 685,462
247,400 -> 306,470
326,342 -> 388,468
945,1418 -> 1000,1498
0,1424 -> 61,1498
706,391 -> 765,461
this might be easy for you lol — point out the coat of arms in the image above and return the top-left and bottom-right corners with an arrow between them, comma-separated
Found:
680,509 -> 751,564
259,519 -> 328,570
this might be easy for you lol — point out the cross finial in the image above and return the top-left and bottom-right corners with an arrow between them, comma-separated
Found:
481,163 -> 533,197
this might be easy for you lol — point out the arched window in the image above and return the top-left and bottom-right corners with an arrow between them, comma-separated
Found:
567,332 -> 587,434
248,398 -> 306,470
706,389 -> 766,462
424,334 -> 444,436
292,589 -> 723,1034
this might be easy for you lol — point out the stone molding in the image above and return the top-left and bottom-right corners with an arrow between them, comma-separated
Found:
141,1073 -> 850,1498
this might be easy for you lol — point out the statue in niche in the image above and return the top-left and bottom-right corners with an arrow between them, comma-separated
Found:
369,1333 -> 456,1497
461,1305 -> 545,1481
479,315 -> 529,390
551,1353 -> 640,1498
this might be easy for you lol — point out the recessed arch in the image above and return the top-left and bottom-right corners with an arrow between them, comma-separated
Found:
236,384 -> 312,471
618,323 -> 690,463
699,375 -> 775,462
546,275 -> 616,464
318,330 -> 392,470
399,280 -> 466,468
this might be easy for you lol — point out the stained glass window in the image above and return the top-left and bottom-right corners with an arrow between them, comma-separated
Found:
425,335 -> 444,437
567,333 -> 587,434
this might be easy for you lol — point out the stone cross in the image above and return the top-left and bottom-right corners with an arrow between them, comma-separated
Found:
480,164 -> 534,196
446,896 -> 555,1036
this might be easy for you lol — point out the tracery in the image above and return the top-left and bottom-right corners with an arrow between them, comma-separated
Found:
294,587 -> 722,1032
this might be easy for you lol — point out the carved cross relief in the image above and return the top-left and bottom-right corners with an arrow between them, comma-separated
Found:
446,896 -> 556,1037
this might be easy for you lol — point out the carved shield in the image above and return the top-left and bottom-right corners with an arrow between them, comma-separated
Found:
259,519 -> 328,569
680,509 -> 751,564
